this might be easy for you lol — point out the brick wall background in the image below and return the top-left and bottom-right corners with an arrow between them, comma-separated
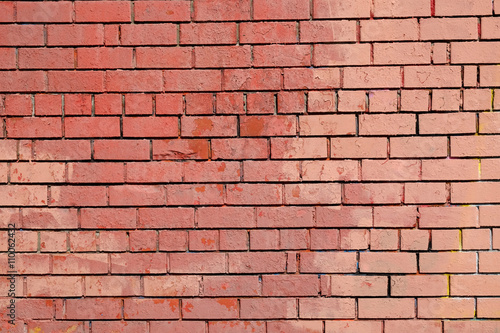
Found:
1,0 -> 500,332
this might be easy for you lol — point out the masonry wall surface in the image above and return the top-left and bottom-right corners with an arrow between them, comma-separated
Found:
1,0 -> 500,332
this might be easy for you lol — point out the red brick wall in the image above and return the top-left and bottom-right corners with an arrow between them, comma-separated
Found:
1,0 -> 500,331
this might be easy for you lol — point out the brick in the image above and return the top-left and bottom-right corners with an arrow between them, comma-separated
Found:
374,0 -> 431,17
0,25 -> 44,46
344,67 -> 402,89
7,118 -> 61,138
244,161 -> 300,182
194,0 -> 251,21
340,229 -> 369,249
159,230 -> 188,251
362,159 -> 421,181
420,252 -> 477,273
124,298 -> 179,319
405,66 -> 462,88
181,116 -> 237,137
19,48 -> 74,69
278,91 -> 306,114
47,25 -> 104,46
121,23 -> 177,45
81,208 -> 136,229
326,321 -> 384,333
241,22 -> 297,44
69,231 -> 96,252
77,47 -> 133,69
315,44 -> 370,66
480,65 -> 500,86
4,94 -> 32,116
75,1 -> 131,22
371,229 -> 399,250
453,42 -> 500,65
0,253 -> 49,274
422,159 -> 479,181
186,93 -> 213,115
451,275 -> 500,296
0,185 -> 47,206
136,47 -> 192,68
48,71 -> 104,92
39,232 -> 66,252
300,115 -> 356,136
209,321 -> 266,333
345,183 -> 403,204
435,0 -> 491,15
445,321 -> 500,332
374,206 -> 417,228
220,230 -> 248,251
181,23 -> 237,45
254,0 -> 309,19
392,275 -> 447,296
374,43 -> 431,65
338,90 -> 367,111
368,90 -> 398,112
153,139 -> 209,160
262,275 -> 318,296
224,69 -> 281,91
11,162 -> 65,183
53,253 -> 108,274
123,117 -> 177,137
92,321 -> 146,333
313,0 -> 370,18
300,20 -> 356,43
166,184 -> 224,205
284,183 -> 341,205
164,69 -> 222,91
27,276 -> 82,297
227,184 -> 282,205
240,298 -> 297,319
482,17 -> 500,39
134,1 -> 191,22
464,89 -> 492,110
421,18 -> 478,41
109,185 -> 165,206
254,45 -> 310,67
97,231 -> 128,252
155,93 -> 184,115
420,206 -> 478,228
463,229 -> 490,250
195,46 -> 251,68
478,299 -> 500,318
480,113 -> 500,134
299,298 -> 355,319
405,183 -> 447,204
330,275 -> 388,296
271,138 -> 328,159
257,207 -> 314,228
171,252 -> 225,273
419,113 -> 476,134
64,298 -> 121,319
331,137 -> 387,158
229,252 -> 286,273
34,94 -> 62,116
401,229 -> 430,251
111,252 -> 167,274
127,162 -> 183,183
360,252 -> 417,273
480,206 -> 500,227
284,68 -> 341,89
391,137 -> 447,158
150,321 -> 205,333
316,206 -> 372,227
250,229 -> 279,250
358,298 -> 415,319
212,138 -> 268,160
18,1 -> 73,22
418,298 -> 474,319
93,140 -> 150,160
451,136 -> 500,157
310,229 -> 340,250
189,229 -> 218,251
280,229 -> 309,249
300,252 -> 357,273
451,182 -> 500,204
128,229 -> 158,250
216,92 -> 244,114
144,275 -> 200,296
308,91 -> 335,112
22,208 -> 78,229
204,275 -> 260,296
240,115 -> 296,136
401,90 -> 429,111
0,2 -> 14,22
432,229 -> 460,250
361,19 -> 418,41
67,162 -> 124,183
463,66 -> 478,87
106,70 -> 163,92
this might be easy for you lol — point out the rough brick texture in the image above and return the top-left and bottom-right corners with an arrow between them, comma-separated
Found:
1,0 -> 500,331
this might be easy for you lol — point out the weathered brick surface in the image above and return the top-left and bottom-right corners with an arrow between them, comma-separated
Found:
0,0 -> 498,329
